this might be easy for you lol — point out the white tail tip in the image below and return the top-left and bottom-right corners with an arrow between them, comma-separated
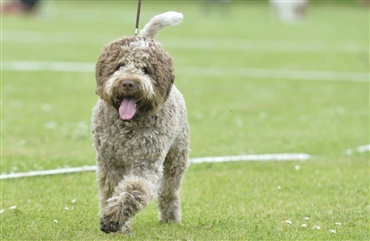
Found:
140,11 -> 183,39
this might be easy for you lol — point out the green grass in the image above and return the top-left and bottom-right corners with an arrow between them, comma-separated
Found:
1,1 -> 369,240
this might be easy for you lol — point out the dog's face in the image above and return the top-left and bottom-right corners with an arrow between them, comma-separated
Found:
95,36 -> 175,120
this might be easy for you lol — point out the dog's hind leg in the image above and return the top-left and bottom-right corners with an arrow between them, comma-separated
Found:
158,143 -> 189,223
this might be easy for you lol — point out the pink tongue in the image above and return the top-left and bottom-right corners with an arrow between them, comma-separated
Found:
119,98 -> 137,120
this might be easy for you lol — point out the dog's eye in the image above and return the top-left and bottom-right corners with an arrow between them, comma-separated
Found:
142,67 -> 149,75
115,63 -> 125,72
108,63 -> 125,76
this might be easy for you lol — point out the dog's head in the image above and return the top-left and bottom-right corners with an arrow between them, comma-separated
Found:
95,12 -> 183,120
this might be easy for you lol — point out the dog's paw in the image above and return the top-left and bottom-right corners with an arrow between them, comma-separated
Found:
99,195 -> 128,233
159,217 -> 181,224
122,221 -> 132,234
159,208 -> 181,224
100,215 -> 121,233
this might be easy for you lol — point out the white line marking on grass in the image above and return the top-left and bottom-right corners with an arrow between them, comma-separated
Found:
0,153 -> 311,179
2,30 -> 103,45
0,166 -> 97,179
2,61 -> 368,83
345,144 -> 370,155
180,66 -> 369,83
163,38 -> 367,54
190,153 -> 311,164
1,61 -> 94,73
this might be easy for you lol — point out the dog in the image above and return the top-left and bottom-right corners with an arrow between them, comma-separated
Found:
91,11 -> 190,234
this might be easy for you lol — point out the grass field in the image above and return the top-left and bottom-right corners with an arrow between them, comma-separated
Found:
1,1 -> 369,240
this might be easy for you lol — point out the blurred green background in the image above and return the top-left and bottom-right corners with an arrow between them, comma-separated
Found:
1,0 -> 369,240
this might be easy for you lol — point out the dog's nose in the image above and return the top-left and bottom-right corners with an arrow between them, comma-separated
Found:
122,80 -> 137,90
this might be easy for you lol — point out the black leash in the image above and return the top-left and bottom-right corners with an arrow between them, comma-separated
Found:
134,0 -> 142,35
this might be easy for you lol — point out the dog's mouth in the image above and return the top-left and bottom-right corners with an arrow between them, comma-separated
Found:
118,98 -> 137,120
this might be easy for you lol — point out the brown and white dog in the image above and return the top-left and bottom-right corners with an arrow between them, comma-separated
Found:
91,12 -> 190,234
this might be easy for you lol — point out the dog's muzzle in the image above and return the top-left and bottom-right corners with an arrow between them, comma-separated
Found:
117,80 -> 140,120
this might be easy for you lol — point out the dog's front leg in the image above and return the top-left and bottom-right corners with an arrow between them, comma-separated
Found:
100,168 -> 160,234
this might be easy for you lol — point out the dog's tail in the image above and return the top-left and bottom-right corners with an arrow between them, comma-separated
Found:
140,11 -> 183,39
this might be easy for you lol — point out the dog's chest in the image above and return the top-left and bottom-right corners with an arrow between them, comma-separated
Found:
92,101 -> 178,164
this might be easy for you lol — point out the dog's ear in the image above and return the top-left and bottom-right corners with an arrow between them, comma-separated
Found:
95,41 -> 124,97
165,73 -> 175,99
95,56 -> 104,97
95,52 -> 109,97
154,52 -> 175,102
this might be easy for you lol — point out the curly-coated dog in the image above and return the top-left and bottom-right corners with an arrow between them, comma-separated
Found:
91,12 -> 190,234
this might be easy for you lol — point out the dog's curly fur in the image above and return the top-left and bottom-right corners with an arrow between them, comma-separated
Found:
91,12 -> 190,234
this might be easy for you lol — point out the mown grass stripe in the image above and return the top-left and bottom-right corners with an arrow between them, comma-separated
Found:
3,30 -> 366,54
2,60 -> 368,82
